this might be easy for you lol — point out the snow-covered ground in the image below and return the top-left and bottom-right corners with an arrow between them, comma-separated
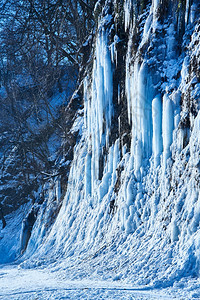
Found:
0,264 -> 185,299
1,264 -> 200,299
1,208 -> 200,299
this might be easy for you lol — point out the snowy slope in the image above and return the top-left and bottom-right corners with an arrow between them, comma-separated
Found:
0,0 -> 200,298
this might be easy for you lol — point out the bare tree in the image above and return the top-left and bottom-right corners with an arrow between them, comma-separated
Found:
0,0 -> 95,214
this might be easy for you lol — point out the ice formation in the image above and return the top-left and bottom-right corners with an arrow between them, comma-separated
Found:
1,0 -> 200,293
162,93 -> 174,168
84,28 -> 113,192
152,95 -> 162,167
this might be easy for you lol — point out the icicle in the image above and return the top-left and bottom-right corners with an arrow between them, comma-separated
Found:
162,93 -> 174,168
103,34 -> 113,131
126,54 -> 154,176
132,61 -> 153,158
118,84 -> 120,105
84,77 -> 91,137
124,0 -> 132,31
127,178 -> 135,206
153,0 -> 159,17
143,11 -> 153,38
125,61 -> 131,124
113,139 -> 120,172
96,36 -> 104,143
189,3 -> 197,24
84,78 -> 88,129
138,62 -> 149,156
122,145 -> 127,157
85,152 -> 92,198
83,29 -> 113,192
152,95 -> 163,167
55,176 -> 61,203
134,140 -> 142,181
130,59 -> 140,155
185,0 -> 190,25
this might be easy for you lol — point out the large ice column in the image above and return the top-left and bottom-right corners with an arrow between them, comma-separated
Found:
189,2 -> 198,24
138,62 -> 153,158
125,67 -> 131,124
94,30 -> 113,140
152,0 -> 160,22
127,60 -> 153,177
84,29 -> 113,194
185,0 -> 193,25
125,49 -> 155,177
152,95 -> 163,167
162,93 -> 174,168
131,59 -> 139,142
124,0 -> 132,31
153,0 -> 159,13
103,37 -> 113,136
125,54 -> 140,129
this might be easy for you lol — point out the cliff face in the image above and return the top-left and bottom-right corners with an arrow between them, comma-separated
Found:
4,0 -> 200,289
